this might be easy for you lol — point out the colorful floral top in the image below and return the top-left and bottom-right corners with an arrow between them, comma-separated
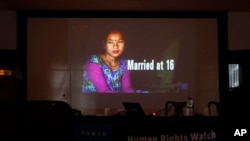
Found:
82,55 -> 134,93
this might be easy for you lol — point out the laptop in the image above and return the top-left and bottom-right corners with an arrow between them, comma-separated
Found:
122,102 -> 146,116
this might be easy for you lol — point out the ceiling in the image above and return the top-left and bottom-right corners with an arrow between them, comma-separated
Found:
0,0 -> 250,11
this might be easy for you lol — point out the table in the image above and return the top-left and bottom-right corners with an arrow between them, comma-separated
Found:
74,115 -> 222,141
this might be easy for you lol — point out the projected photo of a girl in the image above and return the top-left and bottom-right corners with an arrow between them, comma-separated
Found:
82,30 -> 135,93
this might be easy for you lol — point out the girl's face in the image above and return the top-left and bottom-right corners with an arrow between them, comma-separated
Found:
104,32 -> 125,58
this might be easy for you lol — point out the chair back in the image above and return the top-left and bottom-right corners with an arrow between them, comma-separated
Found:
165,101 -> 186,116
208,101 -> 220,116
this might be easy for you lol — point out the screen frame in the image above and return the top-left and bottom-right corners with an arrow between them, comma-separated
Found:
16,10 -> 229,114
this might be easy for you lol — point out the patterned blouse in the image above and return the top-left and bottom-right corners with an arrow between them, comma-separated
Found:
82,55 -> 134,93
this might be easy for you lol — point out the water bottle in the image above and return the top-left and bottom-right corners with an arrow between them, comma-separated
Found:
185,96 -> 193,116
